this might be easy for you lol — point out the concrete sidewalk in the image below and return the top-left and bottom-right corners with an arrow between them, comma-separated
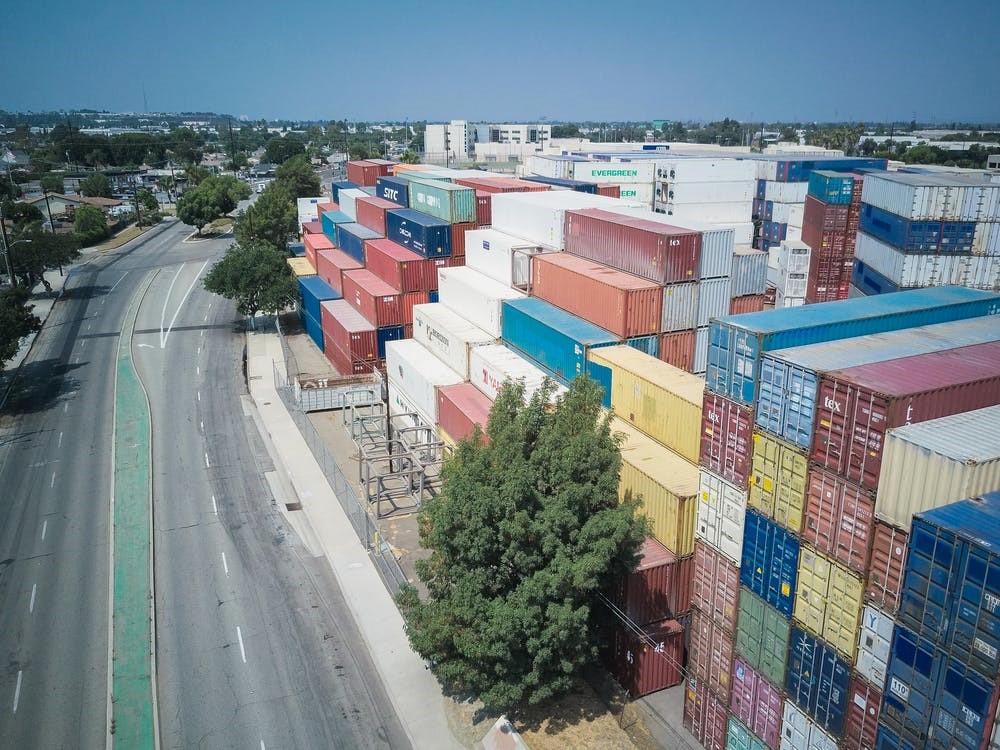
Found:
245,329 -> 465,750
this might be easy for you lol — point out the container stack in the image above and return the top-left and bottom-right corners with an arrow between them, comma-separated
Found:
801,171 -> 864,303
682,286 -> 1000,750
877,489 -> 1000,750
853,172 -> 1000,294
729,247 -> 768,314
766,240 -> 811,308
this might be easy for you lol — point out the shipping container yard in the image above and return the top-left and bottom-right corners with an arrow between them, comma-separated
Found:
283,152 -> 1000,750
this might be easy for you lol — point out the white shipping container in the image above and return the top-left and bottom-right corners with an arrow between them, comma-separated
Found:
297,196 -> 324,227
660,281 -> 699,332
694,325 -> 709,374
731,247 -> 768,297
774,288 -> 806,307
854,232 -> 1000,290
656,180 -> 755,205
337,188 -> 368,221
875,405 -> 1000,531
654,200 -> 753,224
463,228 -> 553,288
385,340 -> 462,425
764,180 -> 809,204
490,190 -> 645,249
778,240 -> 811,274
437,266 -> 525,338
856,604 -> 894,691
653,157 -> 757,184
780,699 -> 838,750
528,154 -> 572,180
468,343 -> 566,404
611,182 -> 654,206
973,220 -> 1000,256
696,277 -> 732,327
786,225 -> 802,242
696,469 -> 746,566
756,160 -> 779,181
861,173 -> 1000,222
770,203 -> 805,227
387,376 -> 430,429
571,160 -> 655,184
411,303 -> 496,380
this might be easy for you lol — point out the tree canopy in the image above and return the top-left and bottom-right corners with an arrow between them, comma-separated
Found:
234,182 -> 297,251
9,230 -> 82,289
264,134 -> 306,164
40,172 -> 64,194
398,376 -> 648,711
274,154 -> 320,198
80,173 -> 112,198
73,204 -> 109,245
0,287 -> 42,368
176,174 -> 250,233
203,241 -> 297,320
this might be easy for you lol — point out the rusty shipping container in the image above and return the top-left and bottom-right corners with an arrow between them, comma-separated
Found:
454,176 -> 551,194
691,540 -> 740,633
437,383 -> 492,444
690,609 -> 735,702
315,247 -> 362,296
613,537 -> 694,625
319,299 -> 378,370
684,677 -> 729,750
700,392 -> 754,489
801,467 -> 876,576
842,674 -> 880,750
563,208 -> 701,284
658,330 -> 696,372
531,253 -> 663,338
342,269 -> 404,328
476,191 -> 491,227
729,294 -> 766,315
303,231 -> 334,269
812,339 -> 1000,490
355,196 -> 398,236
730,658 -> 783,750
450,221 -> 475,258
607,619 -> 685,698
346,159 -> 389,187
865,519 -> 909,613
364,238 -> 450,293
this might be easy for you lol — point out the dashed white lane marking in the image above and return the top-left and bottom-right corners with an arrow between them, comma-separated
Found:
41,520 -> 47,540
203,314 -> 208,322
221,552 -> 229,577
12,670 -> 22,713
81,340 -> 87,348
29,584 -> 36,613
50,472 -> 55,488
204,453 -> 210,469
200,330 -> 205,338
161,260 -> 210,349
200,421 -> 204,433
58,432 -> 63,448
64,403 -> 68,413
196,366 -> 200,376
211,495 -> 218,515
197,391 -> 201,402
236,627 -> 247,663
260,741 -> 266,750
109,272 -> 129,293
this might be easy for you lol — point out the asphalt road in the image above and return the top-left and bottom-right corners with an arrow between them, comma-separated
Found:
0,220 -> 408,749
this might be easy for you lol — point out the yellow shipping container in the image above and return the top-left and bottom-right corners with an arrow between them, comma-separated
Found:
589,345 -> 704,464
287,257 -> 317,277
613,417 -> 699,557
748,431 -> 808,533
794,545 -> 864,662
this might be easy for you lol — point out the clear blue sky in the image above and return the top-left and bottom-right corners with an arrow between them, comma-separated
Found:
7,0 -> 999,123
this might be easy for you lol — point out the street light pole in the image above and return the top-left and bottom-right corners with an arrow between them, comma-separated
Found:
0,204 -> 14,284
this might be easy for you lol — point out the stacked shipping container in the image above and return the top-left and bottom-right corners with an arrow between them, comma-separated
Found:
802,171 -> 864,303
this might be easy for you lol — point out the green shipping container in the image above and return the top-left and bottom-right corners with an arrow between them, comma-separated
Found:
726,716 -> 767,750
407,179 -> 477,224
393,171 -> 452,183
734,587 -> 790,687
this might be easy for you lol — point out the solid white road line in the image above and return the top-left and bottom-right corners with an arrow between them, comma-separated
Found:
236,627 -> 247,663
159,265 -> 185,348
260,741 -> 266,750
221,552 -> 229,577
162,259 -> 210,349
211,495 -> 217,515
108,272 -> 129,293
12,670 -> 21,713
204,453 -> 210,469
29,584 -> 36,613
41,520 -> 47,540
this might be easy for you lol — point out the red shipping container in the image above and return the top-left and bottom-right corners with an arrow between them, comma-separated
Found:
689,609 -> 734,702
730,658 -> 783,750
866,520 -> 908,613
476,191 -> 492,228
658,330 -> 695,372
728,295 -> 766,315
400,290 -> 430,325
607,619 -> 685,698
595,184 -> 621,198
532,253 -> 663,338
613,537 -> 694,626
342,269 -> 404,328
303,232 -> 334,268
316,201 -> 338,218
364,238 -> 440,293
302,220 -> 324,236
323,332 -> 377,376
354,196 -> 397,235
450,222 -> 475,258
801,467 -> 876,576
315,247 -> 362,295
346,159 -> 388,187
803,195 -> 850,231
684,677 -> 729,750
563,208 -> 701,284
691,541 -> 740,633
700,392 -> 753,489
319,299 -> 378,366
437,383 -> 492,444
812,340 -> 1000,490
843,674 -> 881,750
454,177 -> 550,194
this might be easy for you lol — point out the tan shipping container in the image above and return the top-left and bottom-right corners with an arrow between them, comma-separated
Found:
747,431 -> 809,534
590,345 -> 704,463
287,256 -> 317,277
614,418 -> 699,557
794,545 -> 865,662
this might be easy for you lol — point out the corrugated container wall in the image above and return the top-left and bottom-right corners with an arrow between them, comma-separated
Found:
691,540 -> 740,632
731,248 -> 769,297
701,393 -> 754,489
696,469 -> 747,566
386,209 -> 452,258
866,519 -> 909,614
684,677 -> 729,750
411,303 -> 496,380
661,281 -> 700,332
731,658 -> 783,750
690,609 -> 735,701
607,619 -> 685,697
793,545 -> 864,661
385,340 -> 463,424
407,179 -> 477,224
315,247 -> 362,295
735,588 -> 790,688
437,382 -> 492,444
740,510 -> 799,618
613,537 -> 693,625
802,467 -> 875,575
785,626 -> 850,736
781,699 -> 838,750
468,343 -> 566,405
437,266 -> 524,338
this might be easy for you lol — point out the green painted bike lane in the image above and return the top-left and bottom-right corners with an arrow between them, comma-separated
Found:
111,272 -> 157,749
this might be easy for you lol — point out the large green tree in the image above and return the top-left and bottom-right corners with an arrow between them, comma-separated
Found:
234,183 -> 296,251
40,172 -> 65,194
73,204 -> 109,245
203,241 -> 297,321
80,173 -> 112,198
9,230 -> 82,289
176,175 -> 250,234
398,376 -> 648,711
263,134 -> 306,164
274,154 -> 320,198
0,287 -> 42,368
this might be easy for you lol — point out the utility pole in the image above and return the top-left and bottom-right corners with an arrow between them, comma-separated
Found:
41,188 -> 56,232
228,119 -> 238,174
1,203 -> 14,285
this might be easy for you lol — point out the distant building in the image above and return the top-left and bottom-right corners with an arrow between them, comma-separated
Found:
19,193 -> 123,218
426,120 -> 552,164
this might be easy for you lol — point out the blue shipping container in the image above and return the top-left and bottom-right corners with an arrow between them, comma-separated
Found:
852,258 -> 900,296
521,175 -> 598,193
756,179 -> 766,199
931,654 -> 999,750
428,289 -> 439,304
880,626 -> 937,745
301,310 -> 324,352
331,180 -> 358,203
776,157 -> 887,183
808,171 -> 855,205
377,325 -> 405,359
287,241 -> 305,257
901,492 -> 1000,677
755,316 -> 1000,449
321,209 -> 354,246
298,276 -> 341,322
874,724 -> 922,750
740,510 -> 799,618
385,209 -> 452,258
625,335 -> 660,358
501,297 -> 618,399
335,222 -> 381,264
785,626 -> 850,736
376,176 -> 409,206
705,286 -> 1000,406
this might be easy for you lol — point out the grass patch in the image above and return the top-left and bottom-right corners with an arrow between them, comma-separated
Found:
94,224 -> 149,251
